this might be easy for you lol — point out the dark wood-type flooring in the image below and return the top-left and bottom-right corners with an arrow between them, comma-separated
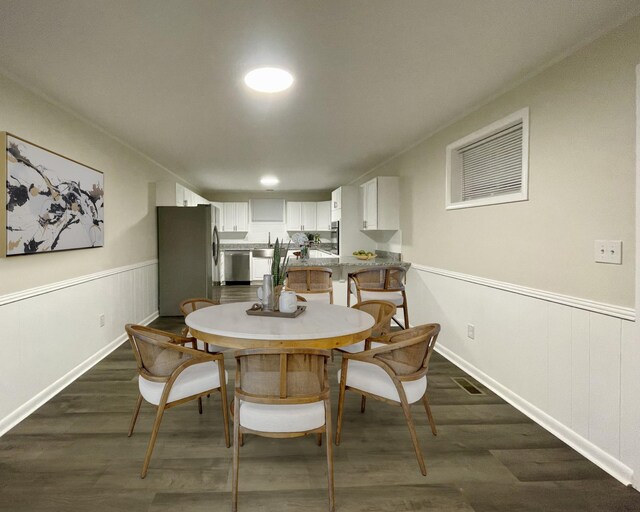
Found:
1,285 -> 639,511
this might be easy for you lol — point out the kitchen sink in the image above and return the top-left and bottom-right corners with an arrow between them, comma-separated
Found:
252,248 -> 275,258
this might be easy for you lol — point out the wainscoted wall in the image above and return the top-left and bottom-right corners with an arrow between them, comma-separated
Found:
406,265 -> 637,485
0,260 -> 158,436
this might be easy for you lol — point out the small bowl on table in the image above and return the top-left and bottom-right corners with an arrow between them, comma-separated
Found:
355,254 -> 376,260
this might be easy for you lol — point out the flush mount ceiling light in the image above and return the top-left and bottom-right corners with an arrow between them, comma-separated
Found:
260,176 -> 280,186
244,67 -> 294,93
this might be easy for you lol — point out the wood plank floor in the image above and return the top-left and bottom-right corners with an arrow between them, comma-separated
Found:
1,286 -> 639,511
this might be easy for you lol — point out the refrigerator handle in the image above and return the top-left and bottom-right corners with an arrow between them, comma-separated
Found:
213,226 -> 220,265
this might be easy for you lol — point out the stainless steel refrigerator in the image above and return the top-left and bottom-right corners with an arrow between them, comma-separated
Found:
157,204 -> 220,316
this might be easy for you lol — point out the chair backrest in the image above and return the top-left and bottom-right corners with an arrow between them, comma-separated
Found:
351,300 -> 396,339
374,323 -> 440,378
179,298 -> 220,317
350,266 -> 406,292
234,348 -> 330,404
126,324 -> 193,379
285,267 -> 333,294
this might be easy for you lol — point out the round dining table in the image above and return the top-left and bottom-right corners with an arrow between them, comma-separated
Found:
185,301 -> 374,349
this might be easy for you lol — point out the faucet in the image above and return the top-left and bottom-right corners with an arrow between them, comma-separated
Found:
268,232 -> 272,247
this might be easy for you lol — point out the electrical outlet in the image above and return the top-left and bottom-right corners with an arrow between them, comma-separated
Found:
605,240 -> 622,264
467,324 -> 475,340
99,314 -> 105,327
594,240 -> 608,263
594,240 -> 623,264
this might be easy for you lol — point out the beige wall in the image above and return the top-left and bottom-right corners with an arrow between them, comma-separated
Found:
357,15 -> 640,307
0,72 -> 179,295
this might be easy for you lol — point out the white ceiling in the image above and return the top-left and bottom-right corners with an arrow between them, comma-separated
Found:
0,1 -> 638,194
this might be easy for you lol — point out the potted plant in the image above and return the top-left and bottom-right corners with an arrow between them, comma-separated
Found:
270,238 -> 290,310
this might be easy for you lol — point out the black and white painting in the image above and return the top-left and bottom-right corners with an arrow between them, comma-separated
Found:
5,134 -> 104,255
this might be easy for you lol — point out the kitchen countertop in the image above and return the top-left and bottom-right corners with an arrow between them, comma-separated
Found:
288,256 -> 409,268
220,242 -> 334,251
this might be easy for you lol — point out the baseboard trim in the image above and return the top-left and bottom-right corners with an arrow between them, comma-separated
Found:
434,343 -> 634,486
0,310 -> 159,437
0,259 -> 158,306
410,263 -> 635,321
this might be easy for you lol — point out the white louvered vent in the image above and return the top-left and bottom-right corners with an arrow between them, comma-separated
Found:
446,108 -> 529,209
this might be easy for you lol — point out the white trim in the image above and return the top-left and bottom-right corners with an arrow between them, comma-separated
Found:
434,343 -> 634,486
0,310 -> 159,437
410,263 -> 635,321
633,62 -> 640,490
0,259 -> 158,306
446,107 -> 529,210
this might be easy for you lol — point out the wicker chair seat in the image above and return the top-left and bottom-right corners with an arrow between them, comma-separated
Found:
352,288 -> 405,306
139,361 -> 228,405
338,340 -> 386,354
239,401 -> 326,432
338,360 -> 427,404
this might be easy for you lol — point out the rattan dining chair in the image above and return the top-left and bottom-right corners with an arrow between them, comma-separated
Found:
337,300 -> 397,354
347,266 -> 409,328
125,324 -> 230,478
179,297 -> 226,352
285,266 -> 333,303
335,323 -> 440,476
232,348 -> 334,512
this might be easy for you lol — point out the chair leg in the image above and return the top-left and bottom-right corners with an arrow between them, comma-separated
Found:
128,393 -> 143,437
403,304 -> 409,330
220,388 -> 231,448
316,433 -> 323,446
335,360 -> 348,445
141,404 -> 167,478
360,395 -> 367,413
198,397 -> 203,414
232,400 -> 240,512
422,393 -> 437,436
324,400 -> 335,512
400,399 -> 427,476
240,432 -> 244,447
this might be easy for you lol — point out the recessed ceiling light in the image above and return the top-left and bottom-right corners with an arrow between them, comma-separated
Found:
244,68 -> 294,93
260,176 -> 279,186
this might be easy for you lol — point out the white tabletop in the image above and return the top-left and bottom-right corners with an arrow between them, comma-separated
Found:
186,301 -> 374,348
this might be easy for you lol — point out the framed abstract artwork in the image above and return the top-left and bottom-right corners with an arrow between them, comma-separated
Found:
2,133 -> 104,256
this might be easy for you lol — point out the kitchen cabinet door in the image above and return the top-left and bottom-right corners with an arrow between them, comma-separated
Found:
286,202 -> 302,230
360,177 -> 399,231
235,202 -> 249,231
221,203 -> 236,232
316,201 -> 331,231
361,179 -> 377,230
331,187 -> 342,210
251,257 -> 271,280
301,202 -> 317,231
221,202 -> 249,232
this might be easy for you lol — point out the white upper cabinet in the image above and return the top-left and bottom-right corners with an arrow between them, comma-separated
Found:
301,202 -> 317,231
286,202 -> 318,231
156,181 -> 210,207
220,202 -> 249,232
360,177 -> 399,231
286,202 -> 302,230
316,201 -> 331,231
331,188 -> 342,210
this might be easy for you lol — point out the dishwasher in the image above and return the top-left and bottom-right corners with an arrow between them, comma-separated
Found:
224,250 -> 251,285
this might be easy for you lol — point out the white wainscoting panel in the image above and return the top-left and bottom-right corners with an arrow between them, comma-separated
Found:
0,260 -> 158,436
406,265 -> 635,486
